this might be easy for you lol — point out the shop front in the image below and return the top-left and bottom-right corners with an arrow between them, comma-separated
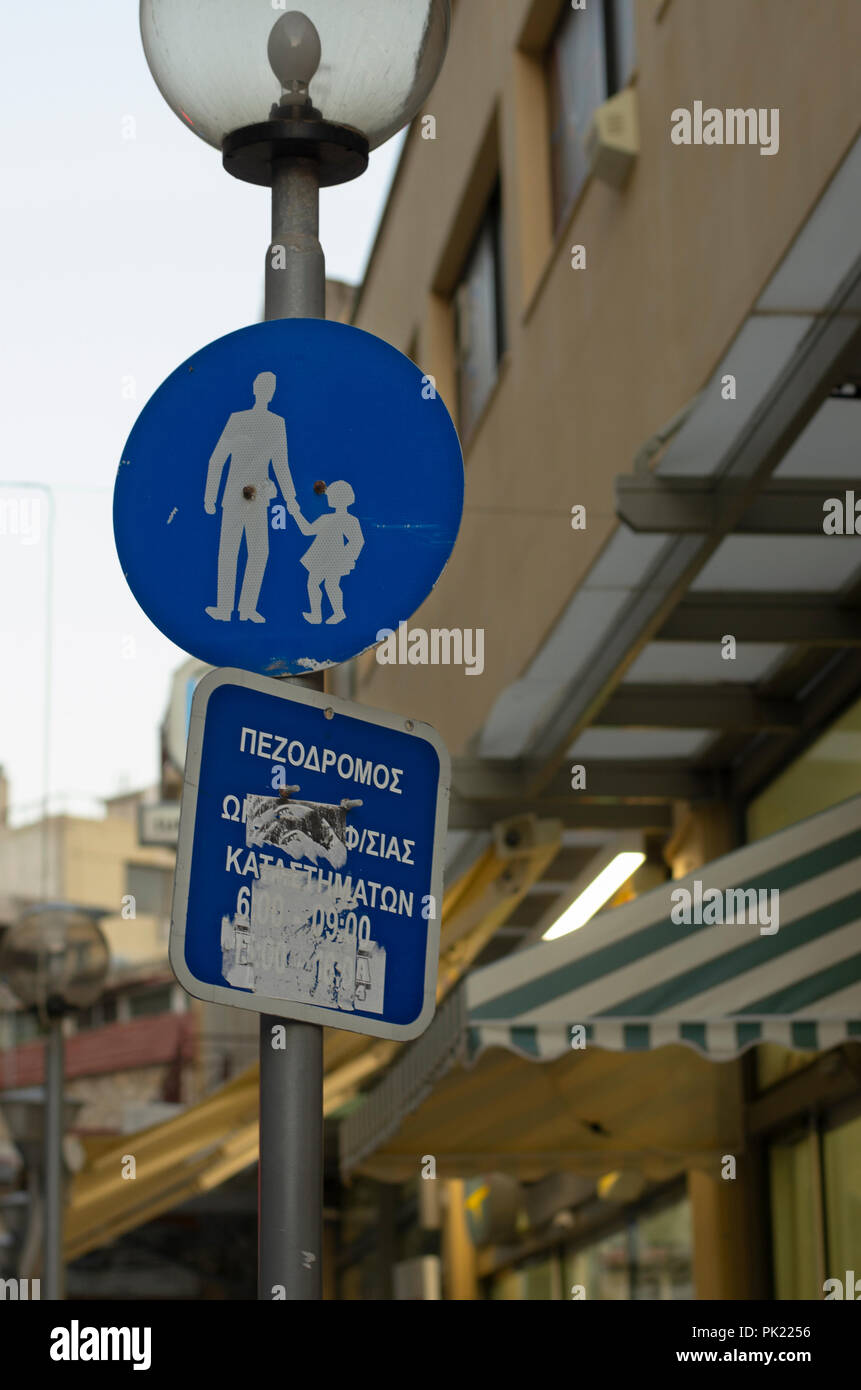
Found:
340,794 -> 861,1298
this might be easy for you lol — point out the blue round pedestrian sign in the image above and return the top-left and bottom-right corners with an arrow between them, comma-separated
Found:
114,319 -> 464,675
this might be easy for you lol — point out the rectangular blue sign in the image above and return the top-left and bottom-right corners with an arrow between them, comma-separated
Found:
170,669 -> 449,1040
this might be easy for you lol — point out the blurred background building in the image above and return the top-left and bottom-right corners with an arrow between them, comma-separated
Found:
2,0 -> 860,1300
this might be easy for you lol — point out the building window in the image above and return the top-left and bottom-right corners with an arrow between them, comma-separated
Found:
546,0 -> 636,229
126,863 -> 173,919
747,693 -> 861,841
769,1107 -> 861,1299
628,1198 -> 694,1299
454,186 -> 506,438
565,1194 -> 693,1300
606,0 -> 636,94
74,996 -> 118,1033
128,984 -> 174,1019
823,1111 -> 861,1281
484,1188 -> 692,1300
12,1010 -> 42,1045
490,1252 -> 563,1300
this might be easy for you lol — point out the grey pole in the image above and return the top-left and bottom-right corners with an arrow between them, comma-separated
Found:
267,158 -> 326,320
43,1017 -> 64,1300
258,152 -> 325,1301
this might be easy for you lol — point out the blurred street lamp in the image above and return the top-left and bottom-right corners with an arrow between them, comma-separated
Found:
138,1 -> 451,1301
0,1087 -> 85,1288
0,904 -> 109,1299
1,905 -> 109,1018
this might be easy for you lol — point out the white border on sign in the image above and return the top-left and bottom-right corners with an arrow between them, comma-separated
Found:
169,667 -> 450,1042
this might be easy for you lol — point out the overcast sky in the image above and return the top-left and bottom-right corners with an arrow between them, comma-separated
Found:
0,1 -> 402,826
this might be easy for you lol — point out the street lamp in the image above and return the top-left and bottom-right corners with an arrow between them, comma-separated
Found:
140,1 -> 450,151
0,904 -> 109,1299
141,2 -> 450,317
137,1 -> 451,1302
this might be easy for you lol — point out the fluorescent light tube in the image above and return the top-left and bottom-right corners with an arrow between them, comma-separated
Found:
542,851 -> 646,941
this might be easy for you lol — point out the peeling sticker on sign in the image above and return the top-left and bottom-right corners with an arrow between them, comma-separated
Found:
245,791 -> 357,868
220,847 -> 386,1013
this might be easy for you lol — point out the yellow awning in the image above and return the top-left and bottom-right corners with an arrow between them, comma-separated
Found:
65,817 -> 561,1261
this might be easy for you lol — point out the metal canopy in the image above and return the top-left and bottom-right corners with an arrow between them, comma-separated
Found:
658,596 -> 861,646
446,136 -> 861,969
616,475 -> 861,535
525,326 -> 861,786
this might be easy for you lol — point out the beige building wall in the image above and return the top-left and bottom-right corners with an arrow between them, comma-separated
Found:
0,813 -> 175,967
0,820 -> 64,906
65,816 -> 175,968
62,816 -> 172,910
352,0 -> 861,751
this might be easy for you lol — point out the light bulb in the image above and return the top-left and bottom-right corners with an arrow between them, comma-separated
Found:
268,10 -> 322,105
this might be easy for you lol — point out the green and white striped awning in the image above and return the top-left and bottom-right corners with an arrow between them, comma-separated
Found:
467,789 -> 861,1056
467,793 -> 861,1060
340,795 -> 861,1174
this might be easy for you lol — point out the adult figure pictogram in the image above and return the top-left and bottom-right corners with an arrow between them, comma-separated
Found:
204,371 -> 296,622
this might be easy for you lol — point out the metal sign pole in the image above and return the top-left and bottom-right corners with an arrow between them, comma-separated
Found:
43,1016 -> 65,1300
258,154 -> 325,1301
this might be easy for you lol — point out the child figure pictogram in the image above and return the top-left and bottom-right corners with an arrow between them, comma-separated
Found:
292,481 -> 365,625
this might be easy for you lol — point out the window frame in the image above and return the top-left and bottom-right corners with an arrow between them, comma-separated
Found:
453,182 -> 507,440
480,1178 -> 691,1300
127,983 -> 175,1020
125,861 -> 174,920
544,0 -> 635,232
763,1082 -> 861,1298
